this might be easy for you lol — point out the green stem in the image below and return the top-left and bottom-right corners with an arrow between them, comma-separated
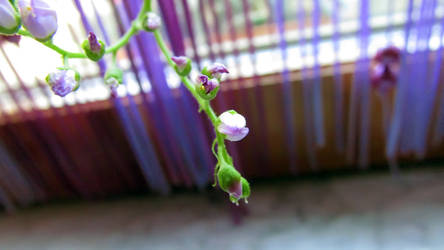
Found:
17,29 -> 86,58
17,0 -> 153,59
152,28 -> 232,167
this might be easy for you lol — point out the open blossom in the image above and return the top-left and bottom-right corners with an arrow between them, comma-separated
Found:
18,0 -> 57,41
46,68 -> 79,97
144,12 -> 161,31
171,56 -> 191,76
204,63 -> 229,79
0,0 -> 21,34
217,110 -> 249,142
371,46 -> 401,92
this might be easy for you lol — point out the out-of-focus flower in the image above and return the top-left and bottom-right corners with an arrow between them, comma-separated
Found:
18,0 -> 57,42
371,46 -> 401,92
46,68 -> 79,97
195,74 -> 219,100
0,34 -> 20,45
143,12 -> 161,32
202,63 -> 229,79
217,110 -> 249,142
171,56 -> 191,76
0,0 -> 21,35
105,67 -> 123,97
82,32 -> 105,62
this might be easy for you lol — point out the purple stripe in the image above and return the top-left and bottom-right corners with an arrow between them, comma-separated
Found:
125,0 -> 209,187
111,3 -> 184,185
332,0 -> 345,152
275,0 -> 297,173
297,0 -> 318,170
356,0 -> 371,169
158,0 -> 213,179
311,0 -> 325,147
386,0 -> 415,159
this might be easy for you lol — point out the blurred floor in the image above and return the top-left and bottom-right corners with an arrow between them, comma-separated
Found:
1,167 -> 444,250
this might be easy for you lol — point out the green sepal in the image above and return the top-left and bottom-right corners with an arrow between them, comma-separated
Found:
201,66 -> 211,78
240,177 -> 250,200
82,39 -> 106,62
196,85 -> 219,101
174,59 -> 191,76
217,164 -> 241,193
104,67 -> 123,85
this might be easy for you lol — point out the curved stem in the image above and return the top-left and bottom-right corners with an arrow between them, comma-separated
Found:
17,29 -> 86,58
152,29 -> 230,164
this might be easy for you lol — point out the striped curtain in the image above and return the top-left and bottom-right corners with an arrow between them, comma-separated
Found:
0,0 -> 443,210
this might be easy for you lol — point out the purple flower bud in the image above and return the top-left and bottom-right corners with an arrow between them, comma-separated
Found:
143,12 -> 161,31
203,63 -> 229,79
171,56 -> 191,76
88,32 -> 101,53
18,0 -> 57,41
217,110 -> 249,142
0,34 -> 21,45
0,0 -> 21,35
46,68 -> 80,97
82,32 -> 105,62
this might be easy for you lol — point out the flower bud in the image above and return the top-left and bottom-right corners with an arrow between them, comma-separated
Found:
46,67 -> 80,97
217,164 -> 241,198
82,32 -> 105,62
195,74 -> 219,100
217,110 -> 249,142
202,63 -> 229,79
171,56 -> 191,76
18,0 -> 57,42
0,0 -> 21,35
143,12 -> 161,32
105,67 -> 123,96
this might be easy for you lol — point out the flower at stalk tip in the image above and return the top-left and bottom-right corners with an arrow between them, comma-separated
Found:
202,63 -> 229,79
171,56 -> 191,76
371,46 -> 401,93
82,32 -> 105,62
18,0 -> 57,42
46,68 -> 80,97
217,110 -> 249,142
217,165 -> 250,204
0,0 -> 21,35
143,12 -> 161,32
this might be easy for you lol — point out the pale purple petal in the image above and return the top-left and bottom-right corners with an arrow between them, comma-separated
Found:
0,0 -> 17,29
19,0 -> 57,40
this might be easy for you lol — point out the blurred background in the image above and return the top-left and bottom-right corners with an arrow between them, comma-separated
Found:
1,0 -> 444,249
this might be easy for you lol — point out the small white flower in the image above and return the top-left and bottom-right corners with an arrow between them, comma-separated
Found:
217,110 -> 249,142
